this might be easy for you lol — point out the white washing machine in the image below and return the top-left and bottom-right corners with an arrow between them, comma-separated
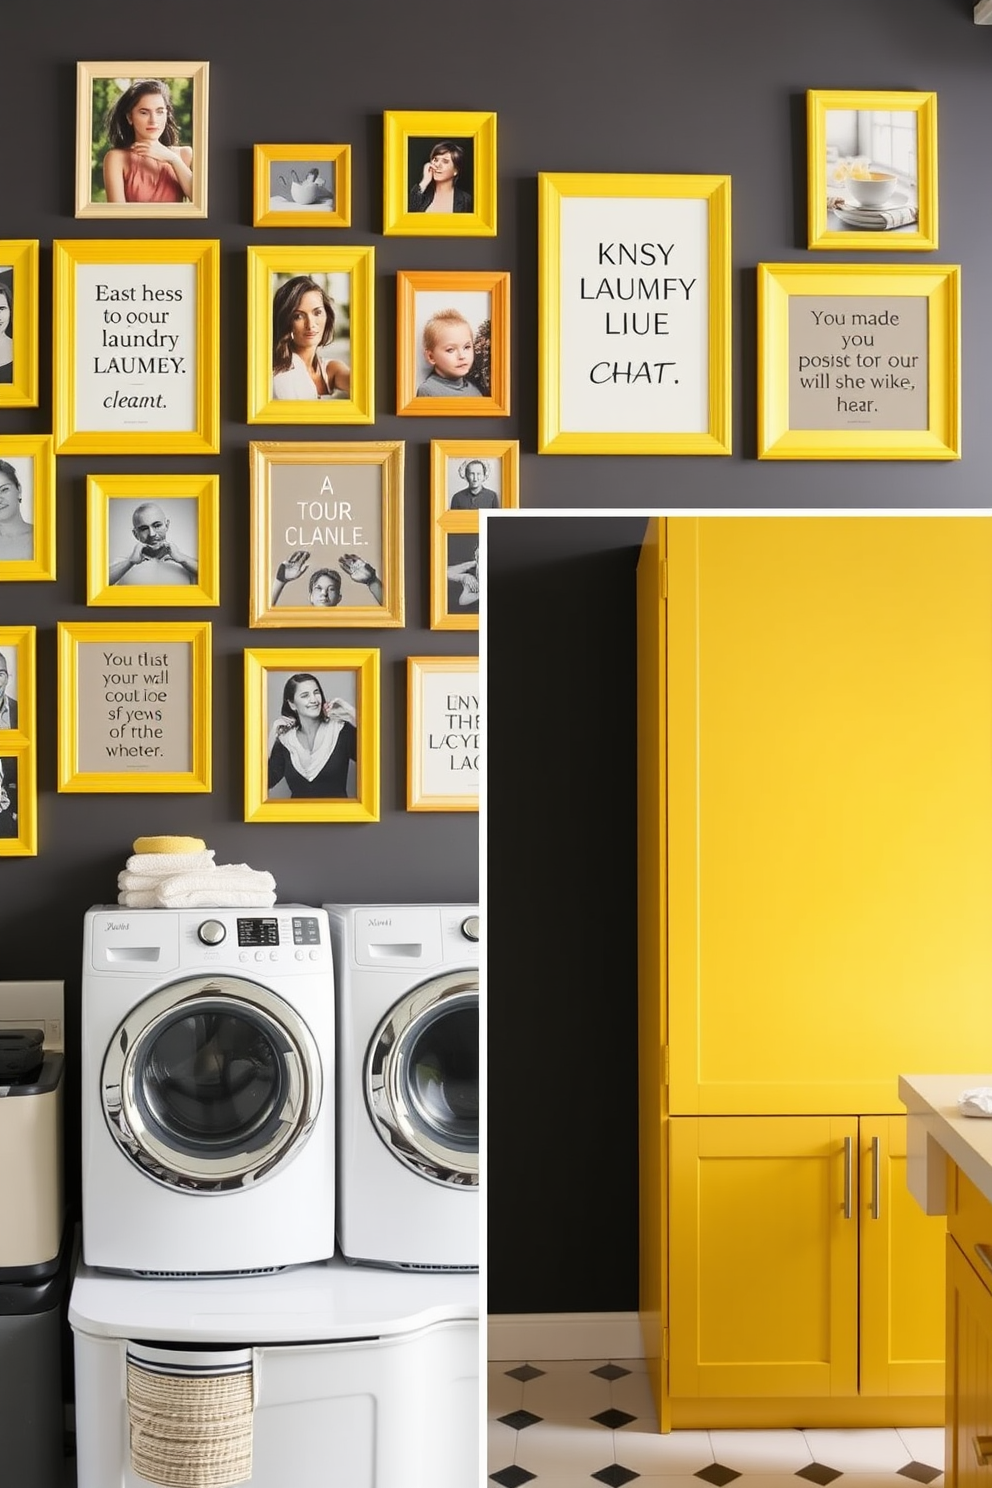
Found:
324,904 -> 479,1270
69,1258 -> 479,1488
80,905 -> 335,1275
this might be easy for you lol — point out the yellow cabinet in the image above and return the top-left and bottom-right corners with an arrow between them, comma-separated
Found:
946,1233 -> 992,1488
637,515 -> 992,1427
668,1116 -> 944,1422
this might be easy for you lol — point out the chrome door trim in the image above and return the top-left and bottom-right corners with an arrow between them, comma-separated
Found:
102,976 -> 321,1193
365,972 -> 478,1189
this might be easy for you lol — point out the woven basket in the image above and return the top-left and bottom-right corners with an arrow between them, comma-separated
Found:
126,1358 -> 253,1488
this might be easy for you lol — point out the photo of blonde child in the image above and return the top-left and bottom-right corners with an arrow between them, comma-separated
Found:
417,308 -> 487,398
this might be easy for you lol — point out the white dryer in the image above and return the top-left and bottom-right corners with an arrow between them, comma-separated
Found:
80,905 -> 335,1275
325,904 -> 479,1270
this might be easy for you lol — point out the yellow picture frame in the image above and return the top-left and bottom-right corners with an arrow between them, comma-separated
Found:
75,62 -> 209,219
253,143 -> 352,229
396,269 -> 510,417
0,627 -> 37,856
406,655 -> 479,813
757,261 -> 960,461
383,109 -> 497,237
537,171 -> 732,455
247,244 -> 375,425
0,241 -> 39,408
53,238 -> 220,455
807,89 -> 938,252
57,620 -> 212,793
86,473 -> 220,607
0,435 -> 56,583
249,441 -> 404,629
429,439 -> 519,631
244,647 -> 380,824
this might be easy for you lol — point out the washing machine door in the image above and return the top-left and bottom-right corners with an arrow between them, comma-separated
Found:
365,971 -> 478,1187
102,976 -> 322,1192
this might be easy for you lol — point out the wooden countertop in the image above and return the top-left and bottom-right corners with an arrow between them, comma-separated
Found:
899,1073 -> 992,1215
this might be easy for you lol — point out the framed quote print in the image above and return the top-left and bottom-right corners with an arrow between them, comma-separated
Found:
757,262 -> 960,460
807,89 -> 937,252
247,245 -> 375,426
244,646 -> 380,824
429,438 -> 518,630
249,441 -> 404,628
407,655 -> 479,812
0,626 -> 37,857
0,241 -> 39,408
0,435 -> 56,583
253,143 -> 352,228
57,620 -> 212,793
86,473 -> 220,607
75,62 -> 209,219
537,171 -> 732,455
53,238 -> 220,455
382,109 -> 497,237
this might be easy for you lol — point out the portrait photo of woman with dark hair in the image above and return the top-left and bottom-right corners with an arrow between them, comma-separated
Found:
408,138 -> 474,215
271,273 -> 351,401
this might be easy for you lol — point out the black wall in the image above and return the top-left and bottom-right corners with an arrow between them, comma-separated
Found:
3,0 -> 987,1313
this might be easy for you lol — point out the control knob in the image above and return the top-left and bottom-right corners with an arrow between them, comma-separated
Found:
461,915 -> 480,942
197,919 -> 226,946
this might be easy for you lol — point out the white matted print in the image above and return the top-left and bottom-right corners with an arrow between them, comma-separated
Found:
407,655 -> 479,812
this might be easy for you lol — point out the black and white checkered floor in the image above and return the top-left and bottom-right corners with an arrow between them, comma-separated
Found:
488,1359 -> 945,1488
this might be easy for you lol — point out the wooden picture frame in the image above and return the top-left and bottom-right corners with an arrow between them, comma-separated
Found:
249,441 -> 404,628
53,238 -> 220,455
0,241 -> 39,408
86,473 -> 220,607
757,262 -> 960,461
75,61 -> 209,219
247,245 -> 375,425
0,627 -> 36,855
244,647 -> 380,824
406,655 -> 479,812
0,435 -> 56,583
253,143 -> 352,228
383,109 -> 497,237
429,438 -> 518,630
396,269 -> 510,416
807,89 -> 938,252
57,620 -> 212,793
537,171 -> 732,455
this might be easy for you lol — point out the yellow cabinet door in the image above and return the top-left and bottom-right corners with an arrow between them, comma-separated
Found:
946,1234 -> 992,1488
665,515 -> 992,1115
859,1117 -> 945,1397
669,1115 -> 859,1398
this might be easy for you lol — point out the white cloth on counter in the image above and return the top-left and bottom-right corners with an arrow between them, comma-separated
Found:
118,864 -> 276,910
959,1087 -> 992,1119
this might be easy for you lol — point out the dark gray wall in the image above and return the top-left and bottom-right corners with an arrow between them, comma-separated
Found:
4,0 -> 985,1310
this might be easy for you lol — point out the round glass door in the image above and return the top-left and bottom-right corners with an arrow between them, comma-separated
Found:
102,976 -> 321,1192
365,972 -> 478,1187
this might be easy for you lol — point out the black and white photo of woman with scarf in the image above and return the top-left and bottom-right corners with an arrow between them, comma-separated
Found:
267,672 -> 356,799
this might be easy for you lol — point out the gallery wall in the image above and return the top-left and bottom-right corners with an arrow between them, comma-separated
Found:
2,0 -> 987,1309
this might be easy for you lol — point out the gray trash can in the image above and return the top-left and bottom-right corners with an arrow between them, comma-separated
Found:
0,1224 -> 72,1488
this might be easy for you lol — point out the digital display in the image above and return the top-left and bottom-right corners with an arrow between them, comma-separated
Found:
237,918 -> 279,947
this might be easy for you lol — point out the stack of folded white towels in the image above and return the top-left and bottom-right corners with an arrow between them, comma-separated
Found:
117,835 -> 277,909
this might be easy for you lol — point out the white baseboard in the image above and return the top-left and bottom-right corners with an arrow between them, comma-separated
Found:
487,1311 -> 644,1361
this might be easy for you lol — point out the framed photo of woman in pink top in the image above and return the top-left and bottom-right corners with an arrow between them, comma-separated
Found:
75,62 -> 209,219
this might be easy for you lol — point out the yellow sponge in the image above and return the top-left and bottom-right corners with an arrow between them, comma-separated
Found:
132,835 -> 207,855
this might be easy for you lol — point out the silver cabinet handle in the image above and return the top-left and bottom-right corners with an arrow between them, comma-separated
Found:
844,1135 -> 853,1219
871,1135 -> 880,1220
